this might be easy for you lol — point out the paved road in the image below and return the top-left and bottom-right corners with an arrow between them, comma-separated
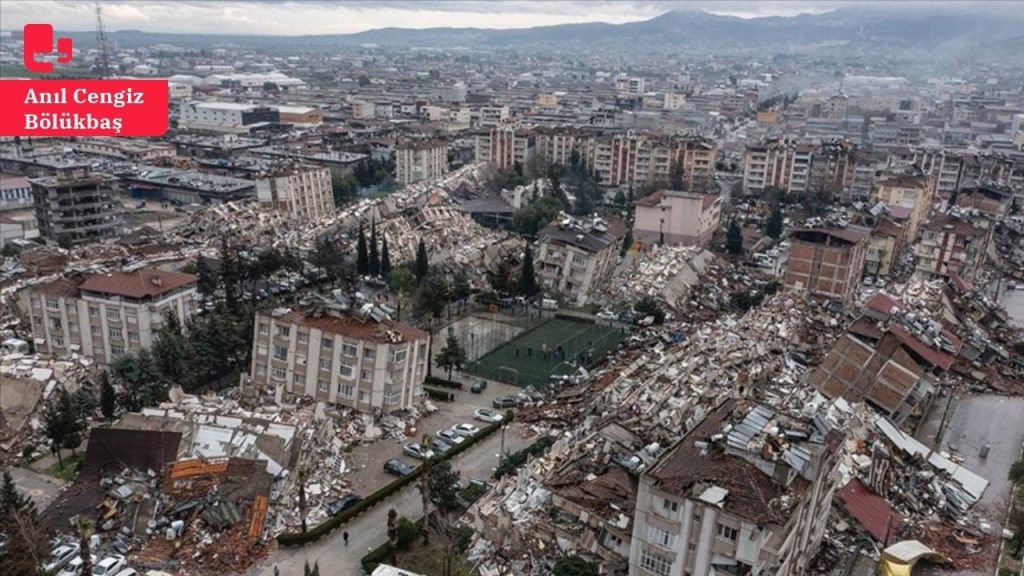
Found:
8,466 -> 65,510
251,422 -> 533,576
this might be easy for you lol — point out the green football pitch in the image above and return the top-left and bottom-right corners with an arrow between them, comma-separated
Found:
466,318 -> 625,388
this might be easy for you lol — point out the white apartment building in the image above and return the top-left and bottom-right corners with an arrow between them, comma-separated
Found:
1,174 -> 33,211
536,215 -> 627,306
396,140 -> 449,185
475,126 -> 535,171
180,101 -> 278,131
248,307 -> 431,414
633,190 -> 722,247
256,166 -> 335,220
742,140 -> 814,195
22,269 -> 198,364
630,400 -> 843,576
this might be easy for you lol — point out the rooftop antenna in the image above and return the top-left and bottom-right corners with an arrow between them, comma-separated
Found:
95,1 -> 112,79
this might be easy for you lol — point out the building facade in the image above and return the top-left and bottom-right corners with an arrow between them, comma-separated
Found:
535,215 -> 627,306
475,126 -> 536,171
256,166 -> 335,220
629,400 -> 843,576
1,174 -> 35,211
875,171 -> 934,241
396,140 -> 449,185
633,190 -> 721,247
30,163 -> 121,245
21,268 -> 198,364
784,226 -> 870,304
248,308 -> 430,414
914,212 -> 993,282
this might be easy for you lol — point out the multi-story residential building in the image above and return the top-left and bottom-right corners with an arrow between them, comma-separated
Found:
875,170 -> 934,241
248,306 -> 430,414
396,140 -> 449,185
784,226 -> 870,304
1,174 -> 33,211
256,165 -> 335,220
536,215 -> 627,306
915,211 -> 993,282
586,133 -> 716,192
535,128 -> 583,166
21,268 -> 198,364
742,139 -> 814,196
615,76 -> 646,97
30,163 -> 121,245
633,190 -> 721,247
863,218 -> 906,278
629,400 -> 843,576
954,184 -> 1015,218
475,126 -> 535,171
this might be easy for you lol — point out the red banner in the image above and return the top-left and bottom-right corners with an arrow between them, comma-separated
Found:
0,79 -> 169,137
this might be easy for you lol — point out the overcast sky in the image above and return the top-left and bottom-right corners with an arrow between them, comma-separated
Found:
0,1 -> 1016,36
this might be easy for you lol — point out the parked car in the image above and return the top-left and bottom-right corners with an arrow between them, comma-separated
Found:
325,494 -> 362,516
57,555 -> 97,576
114,569 -> 139,576
491,396 -> 519,409
384,459 -> 414,477
470,380 -> 488,393
403,443 -> 435,460
431,438 -> 453,454
45,544 -> 80,573
474,408 -> 503,423
93,555 -> 127,576
452,423 -> 480,437
596,310 -> 618,321
437,428 -> 466,445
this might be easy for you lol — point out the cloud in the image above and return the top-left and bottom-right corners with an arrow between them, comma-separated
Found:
0,1 -> 1017,36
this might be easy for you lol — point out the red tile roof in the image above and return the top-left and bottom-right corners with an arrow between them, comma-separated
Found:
887,324 -> 956,371
837,478 -> 903,543
866,293 -> 904,317
79,269 -> 197,299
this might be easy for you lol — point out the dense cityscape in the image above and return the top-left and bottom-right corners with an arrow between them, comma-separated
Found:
1,2 -> 1024,576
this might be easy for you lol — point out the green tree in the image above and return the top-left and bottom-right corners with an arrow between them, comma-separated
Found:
312,236 -> 351,288
512,195 -> 563,236
99,372 -> 116,420
76,516 -> 94,576
415,239 -> 429,284
621,228 -> 633,256
152,310 -> 193,389
43,389 -> 83,466
766,204 -> 784,240
369,220 -> 380,277
726,219 -> 743,255
356,222 -> 369,276
112,348 -> 166,411
195,254 -> 219,300
516,244 -> 539,297
380,235 -> 391,278
634,296 -> 666,325
415,273 -> 449,319
552,555 -> 598,576
427,461 -> 463,576
436,333 -> 467,381
387,508 -> 399,564
1009,459 -> 1024,484
0,471 -> 52,576
419,434 -> 433,544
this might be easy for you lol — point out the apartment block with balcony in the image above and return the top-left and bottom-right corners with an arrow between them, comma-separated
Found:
914,211 -> 993,282
474,126 -> 535,171
629,400 -> 843,576
875,170 -> 934,241
21,268 -> 198,364
256,165 -> 335,220
784,226 -> 870,305
536,215 -> 627,306
248,307 -> 430,414
30,163 -> 121,245
633,190 -> 721,248
396,140 -> 449,185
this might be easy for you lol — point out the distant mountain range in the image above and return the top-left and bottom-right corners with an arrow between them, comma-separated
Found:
57,9 -> 1024,58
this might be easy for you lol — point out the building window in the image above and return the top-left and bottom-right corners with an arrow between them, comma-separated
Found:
89,306 -> 99,317
52,336 -> 65,348
106,307 -> 120,320
339,363 -> 355,378
317,379 -> 328,392
271,367 -> 287,380
46,297 -> 59,310
297,332 -> 308,344
278,326 -> 291,338
273,345 -> 288,362
384,391 -> 401,405
49,317 -> 62,330
294,374 -> 305,386
322,338 -> 333,349
256,365 -> 266,376
341,343 -> 358,357
92,325 -> 101,336
110,344 -> 124,357
109,327 -> 123,340
661,498 -> 679,514
606,533 -> 623,547
647,526 -> 676,549
364,348 -> 375,360
361,369 -> 372,381
716,524 -> 738,541
359,392 -> 368,403
339,383 -> 354,397
128,332 -> 139,343
258,323 -> 269,335
391,348 -> 407,363
320,359 -> 331,371
639,550 -> 672,576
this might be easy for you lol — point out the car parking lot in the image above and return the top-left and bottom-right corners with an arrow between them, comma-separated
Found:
343,376 -> 523,494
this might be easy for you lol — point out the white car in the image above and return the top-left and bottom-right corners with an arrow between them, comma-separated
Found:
452,423 -> 480,437
57,555 -> 97,576
403,443 -> 435,461
114,569 -> 139,576
474,408 -> 503,423
436,429 -> 466,445
44,544 -> 80,573
93,555 -> 127,576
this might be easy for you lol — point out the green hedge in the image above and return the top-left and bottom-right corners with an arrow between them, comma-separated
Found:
493,435 -> 553,479
361,516 -> 423,573
424,375 -> 463,390
278,414 -> 511,547
423,387 -> 455,402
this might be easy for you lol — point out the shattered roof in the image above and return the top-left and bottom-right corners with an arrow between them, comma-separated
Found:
538,216 -> 627,254
268,308 -> 429,344
82,427 -> 184,478
79,269 -> 197,299
837,478 -> 904,543
811,333 -> 923,415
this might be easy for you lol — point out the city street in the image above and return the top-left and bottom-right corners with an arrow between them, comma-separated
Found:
251,420 -> 533,576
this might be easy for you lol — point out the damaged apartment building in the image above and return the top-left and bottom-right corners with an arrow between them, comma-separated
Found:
536,213 -> 627,306
629,399 -> 843,576
20,267 -> 198,364
246,303 -> 430,413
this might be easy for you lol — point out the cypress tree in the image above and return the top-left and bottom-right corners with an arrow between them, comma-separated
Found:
517,244 -> 539,297
356,221 -> 368,276
415,239 -> 429,284
369,219 -> 380,277
381,235 -> 391,278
